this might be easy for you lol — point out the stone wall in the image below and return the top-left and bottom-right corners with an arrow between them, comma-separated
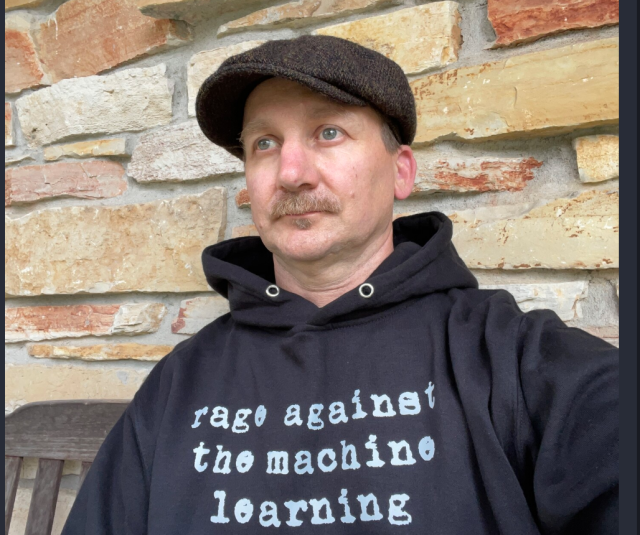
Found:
5,0 -> 619,532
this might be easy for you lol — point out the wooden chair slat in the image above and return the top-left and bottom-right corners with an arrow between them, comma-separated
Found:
24,459 -> 64,535
4,456 -> 22,535
5,400 -> 129,462
78,462 -> 92,490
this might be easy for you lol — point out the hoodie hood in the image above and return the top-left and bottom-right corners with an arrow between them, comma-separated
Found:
202,212 -> 478,330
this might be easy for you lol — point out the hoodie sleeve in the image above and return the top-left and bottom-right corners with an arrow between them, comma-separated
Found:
60,404 -> 150,535
516,310 -> 619,535
60,344 -> 183,535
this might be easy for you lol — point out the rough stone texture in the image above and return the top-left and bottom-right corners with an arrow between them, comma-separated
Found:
15,64 -> 173,147
488,0 -> 620,48
411,37 -> 619,145
187,40 -> 266,117
314,2 -> 462,75
43,138 -> 128,161
136,0 -> 274,24
171,296 -> 230,334
5,363 -> 150,413
478,281 -> 588,321
573,135 -> 619,183
5,303 -> 167,343
128,121 -> 243,182
235,188 -> 251,208
5,187 -> 227,296
5,14 -> 48,94
5,160 -> 127,206
231,224 -> 260,238
218,0 -> 400,36
413,151 -> 541,195
35,0 -> 191,84
5,103 -> 13,147
450,190 -> 618,269
8,487 -> 75,535
6,0 -> 46,9
5,154 -> 33,167
28,343 -> 174,361
583,325 -> 619,347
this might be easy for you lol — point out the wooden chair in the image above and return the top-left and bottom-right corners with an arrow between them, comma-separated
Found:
5,400 -> 129,535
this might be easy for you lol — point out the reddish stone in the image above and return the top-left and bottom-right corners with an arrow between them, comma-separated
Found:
413,156 -> 542,194
5,160 -> 127,205
35,0 -> 191,83
6,305 -> 120,342
5,103 -> 12,146
235,188 -> 251,208
6,303 -> 166,342
5,27 -> 46,93
231,224 -> 259,238
5,175 -> 12,207
488,0 -> 619,47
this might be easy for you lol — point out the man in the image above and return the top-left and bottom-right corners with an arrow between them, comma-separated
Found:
63,36 -> 618,534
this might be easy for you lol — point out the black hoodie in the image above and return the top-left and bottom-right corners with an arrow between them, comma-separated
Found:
62,212 -> 619,535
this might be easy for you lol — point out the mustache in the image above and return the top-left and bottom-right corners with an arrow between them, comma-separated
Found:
269,191 -> 342,219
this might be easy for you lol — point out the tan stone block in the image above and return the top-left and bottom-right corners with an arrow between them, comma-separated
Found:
411,38 -> 619,144
35,0 -> 191,84
15,64 -> 173,147
235,188 -> 251,208
573,135 -> 619,183
5,14 -> 48,94
5,154 -> 34,167
5,363 -> 150,412
128,121 -> 242,182
187,40 -> 266,117
478,280 -> 588,321
314,2 -> 461,75
8,487 -> 76,535
43,138 -> 128,161
450,190 -> 618,269
218,0 -> 400,36
5,103 -> 13,147
488,0 -> 619,48
136,0 -> 271,24
582,325 -> 619,347
5,160 -> 127,206
28,343 -> 174,361
231,224 -> 259,238
5,303 -> 167,343
5,0 -> 47,10
5,187 -> 226,296
171,296 -> 230,334
413,150 -> 541,194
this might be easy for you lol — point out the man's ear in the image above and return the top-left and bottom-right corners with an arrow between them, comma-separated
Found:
394,145 -> 417,200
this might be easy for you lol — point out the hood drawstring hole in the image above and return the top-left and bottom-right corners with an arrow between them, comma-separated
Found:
359,283 -> 374,298
266,285 -> 280,298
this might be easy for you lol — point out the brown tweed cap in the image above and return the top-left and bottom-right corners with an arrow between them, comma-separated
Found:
195,35 -> 416,159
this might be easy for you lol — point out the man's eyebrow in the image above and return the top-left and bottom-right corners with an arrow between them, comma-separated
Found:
239,103 -> 359,146
239,118 -> 270,146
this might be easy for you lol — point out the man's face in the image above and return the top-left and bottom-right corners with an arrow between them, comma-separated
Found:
241,78 -> 414,264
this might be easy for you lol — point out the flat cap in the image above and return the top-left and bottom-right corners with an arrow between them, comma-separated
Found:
195,35 -> 416,159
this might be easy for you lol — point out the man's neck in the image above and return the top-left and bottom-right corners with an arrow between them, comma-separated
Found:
273,230 -> 395,308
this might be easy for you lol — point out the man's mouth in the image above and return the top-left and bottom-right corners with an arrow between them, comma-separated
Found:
284,211 -> 322,217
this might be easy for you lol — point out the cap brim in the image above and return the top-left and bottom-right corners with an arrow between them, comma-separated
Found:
195,63 -> 368,160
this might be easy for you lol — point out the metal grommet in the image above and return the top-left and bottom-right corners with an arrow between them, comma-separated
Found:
266,284 -> 280,298
358,283 -> 374,298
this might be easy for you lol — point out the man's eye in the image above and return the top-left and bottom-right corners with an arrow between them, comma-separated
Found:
321,128 -> 340,141
256,139 -> 275,151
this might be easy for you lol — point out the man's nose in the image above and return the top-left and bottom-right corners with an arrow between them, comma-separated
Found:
277,138 -> 320,191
